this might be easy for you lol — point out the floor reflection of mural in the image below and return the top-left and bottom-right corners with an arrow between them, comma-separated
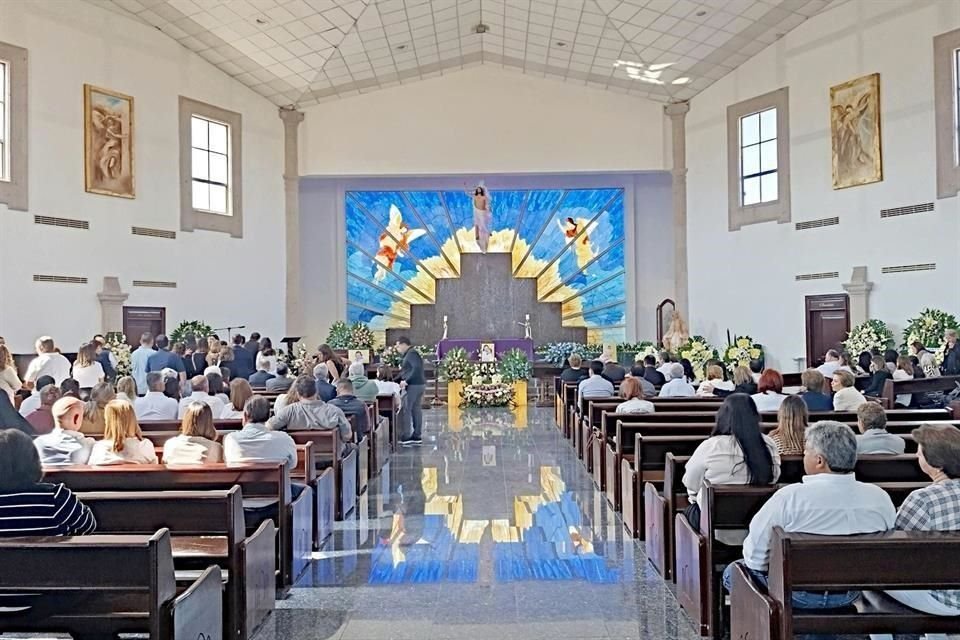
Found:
346,188 -> 627,345
368,461 -> 621,585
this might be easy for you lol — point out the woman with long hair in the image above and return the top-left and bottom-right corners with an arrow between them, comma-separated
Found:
88,400 -> 157,465
80,382 -> 115,435
769,394 -> 808,455
0,345 -> 22,403
206,336 -> 221,368
318,344 -> 345,382
163,402 -> 222,465
893,355 -> 915,407
682,393 -> 780,529
72,342 -> 105,390
115,376 -> 137,403
256,338 -> 278,375
222,379 -> 253,419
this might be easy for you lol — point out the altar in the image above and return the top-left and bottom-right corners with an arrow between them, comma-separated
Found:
437,338 -> 535,361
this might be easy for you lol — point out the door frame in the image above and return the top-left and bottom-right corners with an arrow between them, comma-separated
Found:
804,294 -> 850,367
122,306 -> 166,346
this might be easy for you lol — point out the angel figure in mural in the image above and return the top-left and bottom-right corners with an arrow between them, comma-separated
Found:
662,310 -> 690,353
471,184 -> 492,253
832,94 -> 874,169
374,205 -> 427,283
557,216 -> 599,269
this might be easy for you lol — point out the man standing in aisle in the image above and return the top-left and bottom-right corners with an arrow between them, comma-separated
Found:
396,336 -> 425,446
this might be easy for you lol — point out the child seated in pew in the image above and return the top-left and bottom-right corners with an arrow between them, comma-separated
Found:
88,400 -> 158,465
682,394 -> 781,530
0,429 -> 96,536
870,424 -> 960,640
163,402 -> 223,465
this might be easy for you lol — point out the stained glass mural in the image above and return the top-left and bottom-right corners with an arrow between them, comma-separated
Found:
345,188 -> 626,345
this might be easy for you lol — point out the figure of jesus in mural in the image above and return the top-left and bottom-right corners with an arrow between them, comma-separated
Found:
472,185 -> 491,253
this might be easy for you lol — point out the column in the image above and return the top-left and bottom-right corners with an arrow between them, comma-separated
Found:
842,266 -> 873,327
280,107 -> 305,338
665,101 -> 690,317
96,277 -> 129,335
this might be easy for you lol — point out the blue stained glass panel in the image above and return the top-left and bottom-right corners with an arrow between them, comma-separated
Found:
348,192 -> 446,271
526,189 -> 620,268
580,303 -> 626,327
572,272 -> 626,310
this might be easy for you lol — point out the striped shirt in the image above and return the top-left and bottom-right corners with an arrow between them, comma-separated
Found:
0,483 -> 97,537
895,479 -> 960,609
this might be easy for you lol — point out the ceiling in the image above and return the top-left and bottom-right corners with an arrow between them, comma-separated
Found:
87,0 -> 839,108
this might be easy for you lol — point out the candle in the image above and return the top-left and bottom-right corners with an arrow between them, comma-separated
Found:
525,314 -> 530,320
443,315 -> 448,322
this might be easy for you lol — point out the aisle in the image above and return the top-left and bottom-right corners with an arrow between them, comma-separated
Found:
254,406 -> 700,640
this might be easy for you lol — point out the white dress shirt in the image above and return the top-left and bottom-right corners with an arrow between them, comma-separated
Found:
0,366 -> 22,402
88,438 -> 159,465
751,391 -> 787,412
162,435 -> 223,465
892,369 -> 913,406
18,393 -> 41,417
223,423 -> 297,470
741,473 -> 896,572
615,398 -> 655,414
697,379 -> 735,397
682,434 -> 782,504
135,392 -> 179,421
221,406 -> 244,420
375,379 -> 402,401
130,346 -> 153,397
34,427 -> 95,465
657,363 -> 675,380
24,353 -> 72,385
816,360 -> 840,380
178,391 -> 225,419
658,378 -> 695,398
72,362 -> 104,388
577,375 -> 614,401
833,386 -> 867,411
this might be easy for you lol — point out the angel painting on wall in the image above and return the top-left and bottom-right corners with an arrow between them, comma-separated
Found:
374,204 -> 427,282
84,84 -> 134,198
830,73 -> 882,189
557,216 -> 598,269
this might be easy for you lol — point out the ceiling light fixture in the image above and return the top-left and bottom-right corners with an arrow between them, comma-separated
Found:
695,10 -> 707,17
255,17 -> 268,24
474,23 -> 489,34
647,62 -> 674,71
555,41 -> 566,47
614,59 -> 644,69
396,44 -> 407,50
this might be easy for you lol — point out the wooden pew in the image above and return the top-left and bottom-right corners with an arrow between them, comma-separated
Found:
367,400 -> 390,474
140,418 -> 243,433
0,529 -> 222,640
44,463 -> 310,594
292,442 -> 334,551
731,527 -> 960,640
78,487 -> 274,640
675,474 -> 927,639
287,430 -> 357,520
881,373 -> 960,409
644,453 -> 688,580
376,393 -> 399,451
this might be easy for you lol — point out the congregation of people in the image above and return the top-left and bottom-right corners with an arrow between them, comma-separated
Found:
0,331 -> 428,539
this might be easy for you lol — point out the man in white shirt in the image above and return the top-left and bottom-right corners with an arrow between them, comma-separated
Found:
34,396 -> 95,465
23,337 -> 72,387
178,375 -> 225,418
577,360 -> 614,403
722,420 -> 896,610
18,375 -> 55,417
223,396 -> 297,470
135,372 -> 179,421
656,352 -> 675,381
129,332 -> 155,396
658,363 -> 695,398
816,349 -> 841,380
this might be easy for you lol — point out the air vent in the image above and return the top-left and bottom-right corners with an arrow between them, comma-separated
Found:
34,215 -> 89,230
132,226 -> 177,240
133,280 -> 177,288
880,202 -> 934,219
795,271 -> 839,281
795,216 -> 839,231
33,274 -> 88,284
881,263 -> 936,274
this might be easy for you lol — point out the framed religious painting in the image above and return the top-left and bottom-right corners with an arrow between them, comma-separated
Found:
479,343 -> 496,362
830,73 -> 882,189
83,84 -> 135,198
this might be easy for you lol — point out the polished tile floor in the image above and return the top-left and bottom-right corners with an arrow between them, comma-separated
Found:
252,405 -> 702,640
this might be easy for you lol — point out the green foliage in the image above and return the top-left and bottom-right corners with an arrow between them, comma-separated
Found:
439,347 -> 473,381
497,348 -> 532,383
902,308 -> 960,351
347,322 -> 374,349
169,320 -> 213,345
325,321 -> 351,349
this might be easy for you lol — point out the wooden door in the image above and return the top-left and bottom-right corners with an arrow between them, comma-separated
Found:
122,307 -> 165,346
805,295 -> 849,368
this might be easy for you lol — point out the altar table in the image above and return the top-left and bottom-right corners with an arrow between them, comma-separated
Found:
437,339 -> 535,361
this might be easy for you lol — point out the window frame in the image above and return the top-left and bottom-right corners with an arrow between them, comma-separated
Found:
933,27 -> 960,199
179,96 -> 242,237
726,87 -> 791,231
0,40 -> 27,211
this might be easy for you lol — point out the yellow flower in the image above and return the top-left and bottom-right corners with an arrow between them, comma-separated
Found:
749,348 -> 761,359
736,338 -> 750,348
727,348 -> 738,359
681,350 -> 691,360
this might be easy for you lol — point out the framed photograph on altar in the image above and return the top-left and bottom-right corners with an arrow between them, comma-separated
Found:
479,342 -> 496,362
83,84 -> 135,198
351,349 -> 369,364
602,343 -> 618,363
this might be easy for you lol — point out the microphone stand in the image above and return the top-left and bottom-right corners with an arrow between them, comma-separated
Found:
212,325 -> 246,343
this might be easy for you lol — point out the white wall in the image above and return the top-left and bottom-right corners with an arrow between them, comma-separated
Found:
299,65 -> 669,176
0,0 -> 285,354
686,0 -> 960,370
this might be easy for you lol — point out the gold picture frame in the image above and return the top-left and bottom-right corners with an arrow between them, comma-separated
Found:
830,73 -> 882,189
83,84 -> 135,198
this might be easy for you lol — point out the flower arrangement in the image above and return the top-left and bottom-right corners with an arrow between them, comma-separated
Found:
902,308 -> 960,352
626,341 -> 658,363
347,322 -> 374,349
325,321 -> 351,349
843,319 -> 894,358
439,347 -> 473,381
104,332 -> 132,377
537,342 -> 602,366
497,348 -> 532,383
679,336 -> 719,381
287,343 -> 309,375
414,344 -> 437,360
722,335 -> 764,373
462,364 -> 515,408
169,320 -> 213,345
378,346 -> 403,367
